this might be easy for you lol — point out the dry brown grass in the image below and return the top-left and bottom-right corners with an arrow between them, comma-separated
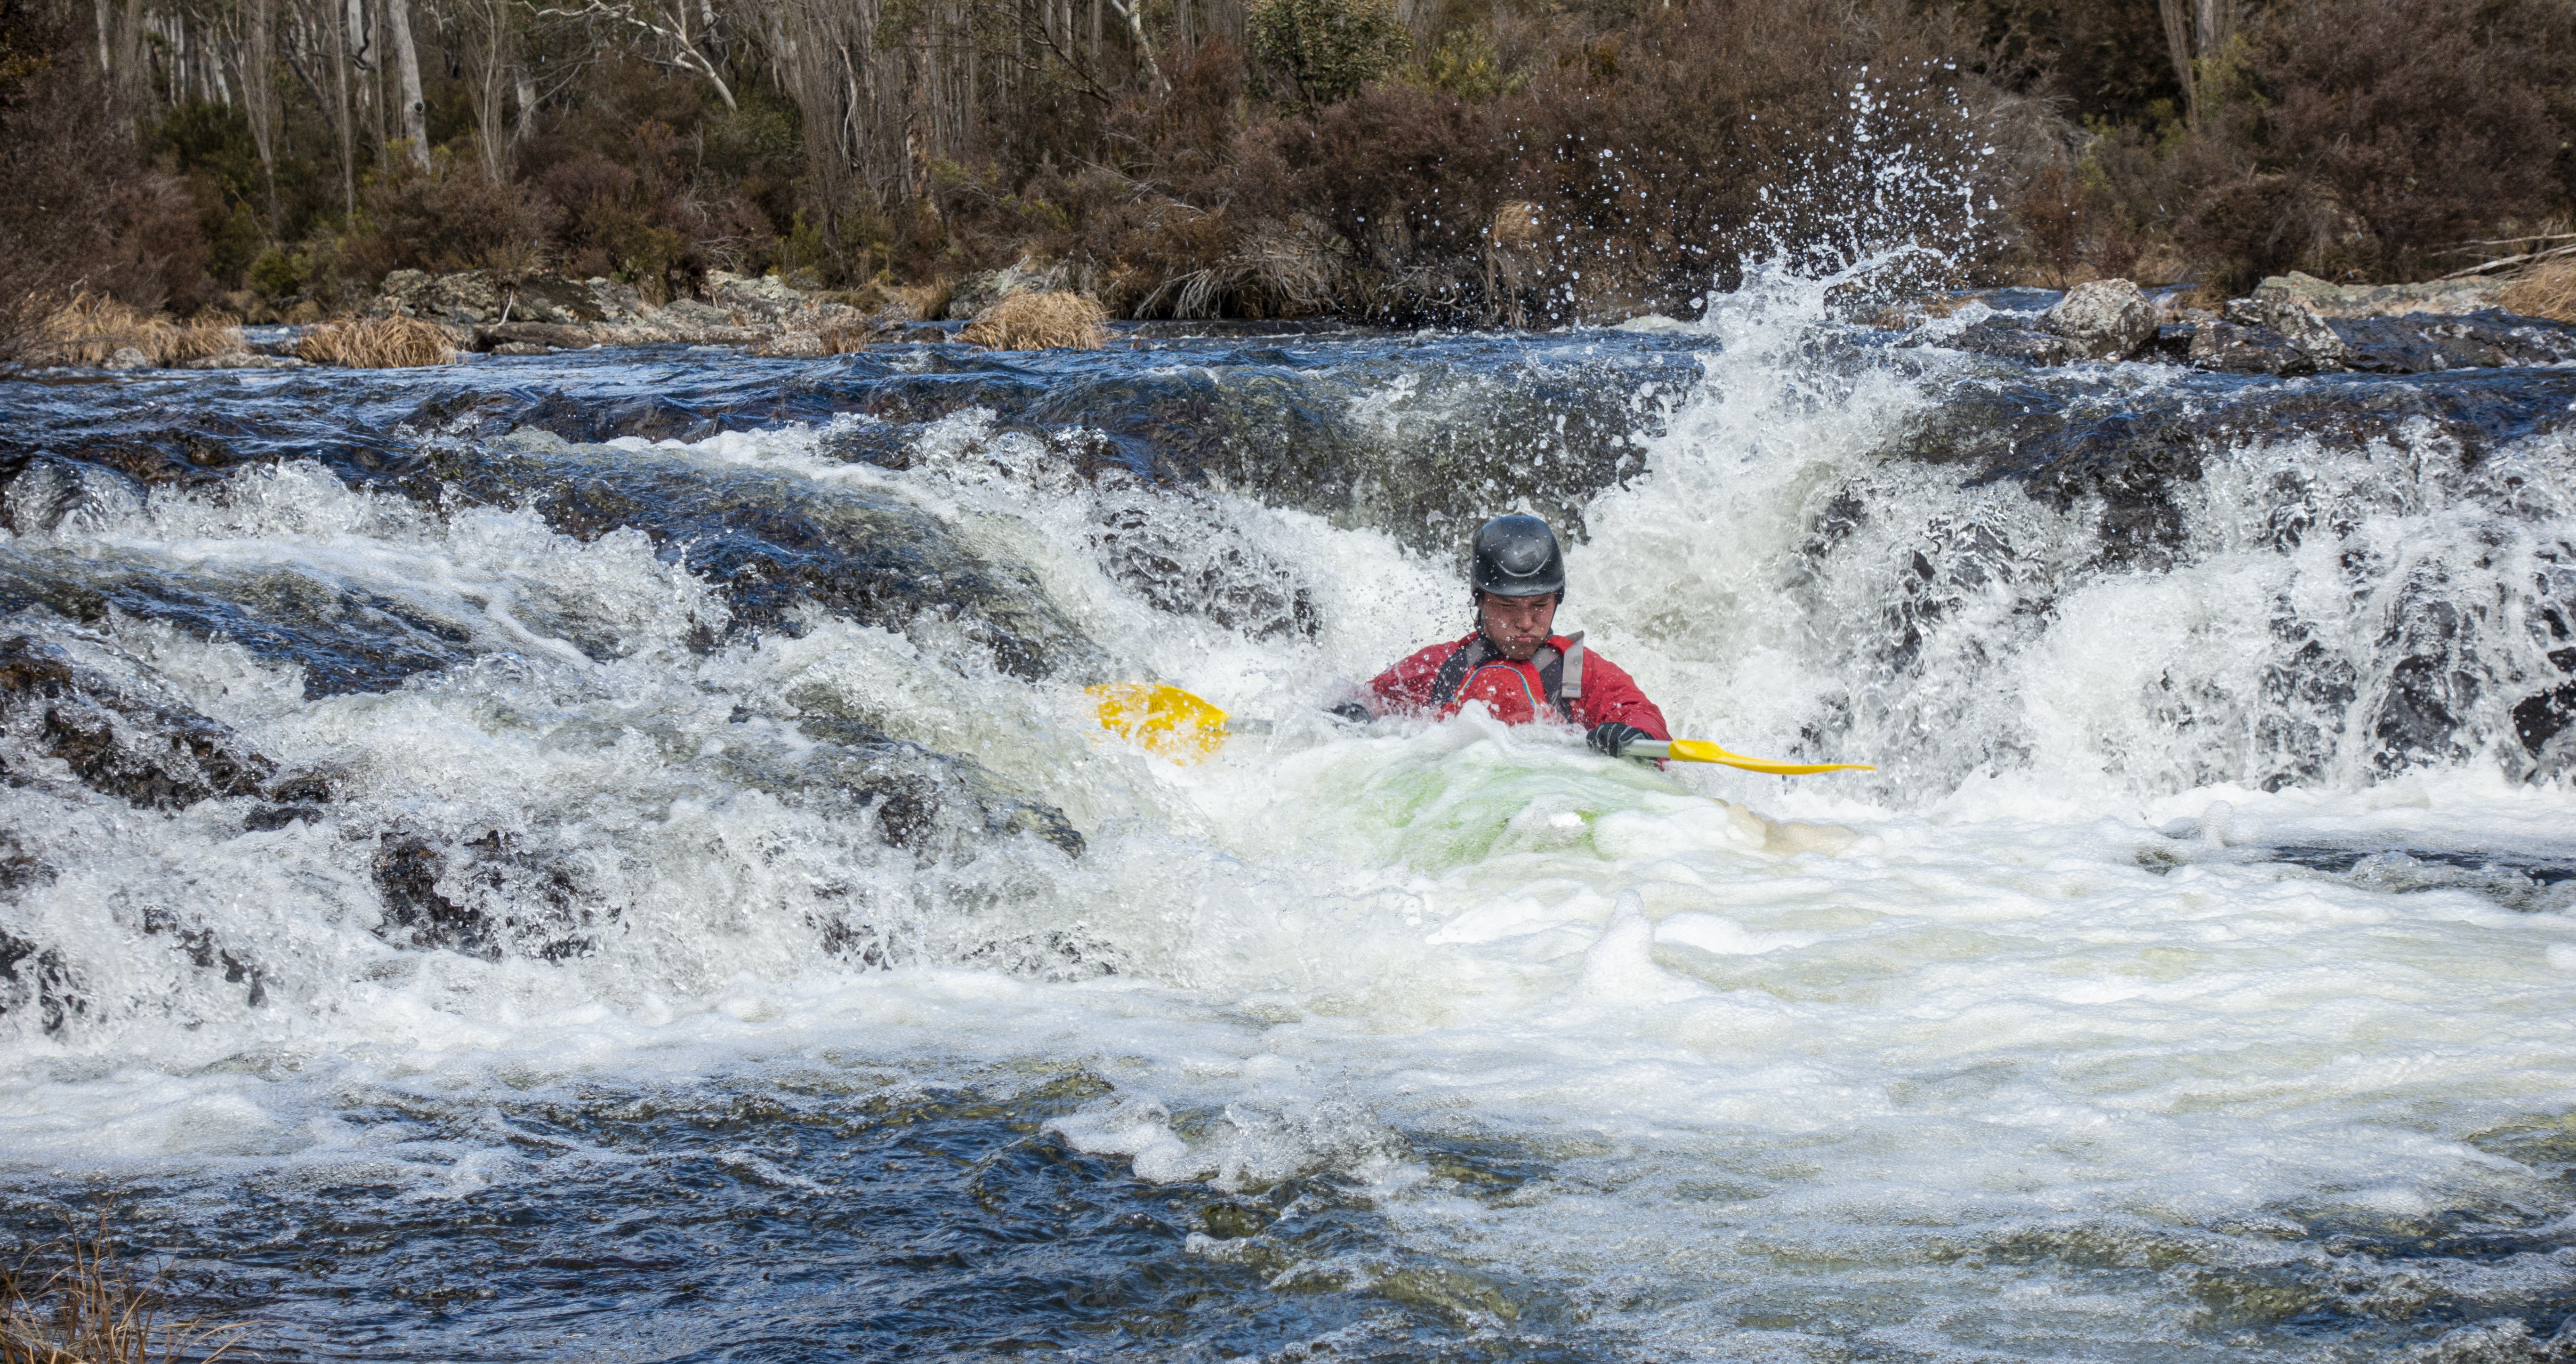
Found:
295,315 -> 459,368
959,291 -> 1109,350
818,321 -> 886,353
2496,258 -> 2576,321
23,295 -> 242,368
1,1223 -> 253,1364
887,279 -> 953,323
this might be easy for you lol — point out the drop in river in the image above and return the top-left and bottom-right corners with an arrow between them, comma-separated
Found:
5,274 -> 2576,1363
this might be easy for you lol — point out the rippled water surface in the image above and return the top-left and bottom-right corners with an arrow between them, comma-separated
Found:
5,282 -> 2576,1363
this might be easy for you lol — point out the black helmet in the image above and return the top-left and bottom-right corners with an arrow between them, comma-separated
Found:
1470,515 -> 1565,598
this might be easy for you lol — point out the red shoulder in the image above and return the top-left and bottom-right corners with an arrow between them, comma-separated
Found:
1370,632 -> 1477,709
1572,647 -> 1670,739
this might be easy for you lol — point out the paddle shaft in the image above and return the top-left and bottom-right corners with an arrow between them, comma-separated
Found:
1627,738 -> 1875,775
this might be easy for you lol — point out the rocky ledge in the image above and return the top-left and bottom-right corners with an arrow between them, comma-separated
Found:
364,263 -> 1108,356
369,267 -> 942,355
1947,274 -> 2576,376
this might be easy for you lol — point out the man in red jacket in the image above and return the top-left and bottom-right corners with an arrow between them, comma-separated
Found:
1337,515 -> 1671,757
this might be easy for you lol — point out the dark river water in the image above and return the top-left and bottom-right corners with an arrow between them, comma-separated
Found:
5,272 -> 2576,1363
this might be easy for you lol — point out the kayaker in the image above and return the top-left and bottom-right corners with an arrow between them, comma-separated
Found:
1334,515 -> 1671,757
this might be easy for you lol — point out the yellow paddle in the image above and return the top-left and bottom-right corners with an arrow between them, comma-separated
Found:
1626,738 -> 1875,775
1089,683 -> 1872,775
1086,683 -> 1271,763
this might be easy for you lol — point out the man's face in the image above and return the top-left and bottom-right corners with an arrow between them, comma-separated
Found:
1477,591 -> 1557,661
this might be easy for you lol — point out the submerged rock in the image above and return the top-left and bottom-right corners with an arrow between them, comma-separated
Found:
1947,319 -> 2083,366
788,715 -> 1086,859
2190,319 -> 2322,375
0,921 -> 79,1034
0,634 -> 277,808
413,435 -> 1103,681
369,827 -> 614,963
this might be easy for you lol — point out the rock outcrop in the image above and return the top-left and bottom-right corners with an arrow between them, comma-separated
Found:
2042,279 -> 2158,360
373,268 -> 925,355
1944,273 -> 2576,378
2249,270 -> 2504,319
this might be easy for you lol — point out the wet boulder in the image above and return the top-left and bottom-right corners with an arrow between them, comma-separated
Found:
0,923 -> 79,1034
2042,279 -> 2157,361
2189,321 -> 2323,376
0,635 -> 278,808
1089,486 -> 1320,642
787,715 -> 1085,859
470,321 -> 597,353
414,436 -> 1103,680
1946,319 -> 2083,367
370,828 -> 614,962
2223,296 -> 2348,366
2328,311 -> 2576,373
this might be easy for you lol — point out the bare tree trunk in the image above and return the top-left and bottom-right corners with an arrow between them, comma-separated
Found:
386,0 -> 428,168
2194,0 -> 2236,69
464,0 -> 515,181
246,0 -> 279,230
514,62 -> 536,145
328,0 -> 356,217
2157,0 -> 2194,123
115,0 -> 146,104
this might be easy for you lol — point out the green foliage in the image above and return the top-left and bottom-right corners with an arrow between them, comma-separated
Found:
203,200 -> 264,286
247,245 -> 298,299
152,102 -> 265,210
1248,0 -> 1415,105
1416,27 -> 1519,100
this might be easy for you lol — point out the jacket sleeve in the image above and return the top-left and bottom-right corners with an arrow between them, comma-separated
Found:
1574,652 -> 1670,739
1365,638 -> 1465,716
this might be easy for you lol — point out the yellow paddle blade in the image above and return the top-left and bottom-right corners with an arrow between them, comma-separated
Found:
1648,738 -> 1876,775
1087,682 -> 1229,763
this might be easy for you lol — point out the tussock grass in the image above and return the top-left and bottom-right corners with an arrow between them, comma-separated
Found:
1,1223 -> 253,1364
887,280 -> 952,323
817,322 -> 885,353
2497,258 -> 2576,322
295,315 -> 458,368
959,291 -> 1108,350
25,295 -> 243,369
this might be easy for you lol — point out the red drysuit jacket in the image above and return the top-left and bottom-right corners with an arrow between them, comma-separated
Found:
1364,631 -> 1670,738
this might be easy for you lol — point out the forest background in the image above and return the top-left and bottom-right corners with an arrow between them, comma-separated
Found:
1,0 -> 2571,343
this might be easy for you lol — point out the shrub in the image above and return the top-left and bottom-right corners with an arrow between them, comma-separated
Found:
1248,0 -> 1415,106
0,0 -> 210,354
1497,0 -> 1996,315
2181,0 -> 2569,288
350,158 -> 561,278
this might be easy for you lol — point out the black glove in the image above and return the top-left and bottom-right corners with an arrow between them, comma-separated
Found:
1327,701 -> 1374,724
1587,721 -> 1650,757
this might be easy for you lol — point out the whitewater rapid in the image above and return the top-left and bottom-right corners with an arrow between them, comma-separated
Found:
3,278 -> 2575,1361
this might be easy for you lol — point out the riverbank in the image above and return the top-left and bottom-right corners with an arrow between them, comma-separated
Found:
20,260 -> 2576,380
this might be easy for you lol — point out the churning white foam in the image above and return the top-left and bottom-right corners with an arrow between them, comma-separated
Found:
3,272 -> 2574,1358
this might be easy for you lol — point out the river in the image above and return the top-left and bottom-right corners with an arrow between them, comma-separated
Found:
3,269 -> 2575,1362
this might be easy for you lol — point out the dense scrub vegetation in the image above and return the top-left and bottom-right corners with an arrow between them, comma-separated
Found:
2,0 -> 2571,339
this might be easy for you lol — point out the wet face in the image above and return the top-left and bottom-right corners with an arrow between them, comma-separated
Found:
1476,591 -> 1558,661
